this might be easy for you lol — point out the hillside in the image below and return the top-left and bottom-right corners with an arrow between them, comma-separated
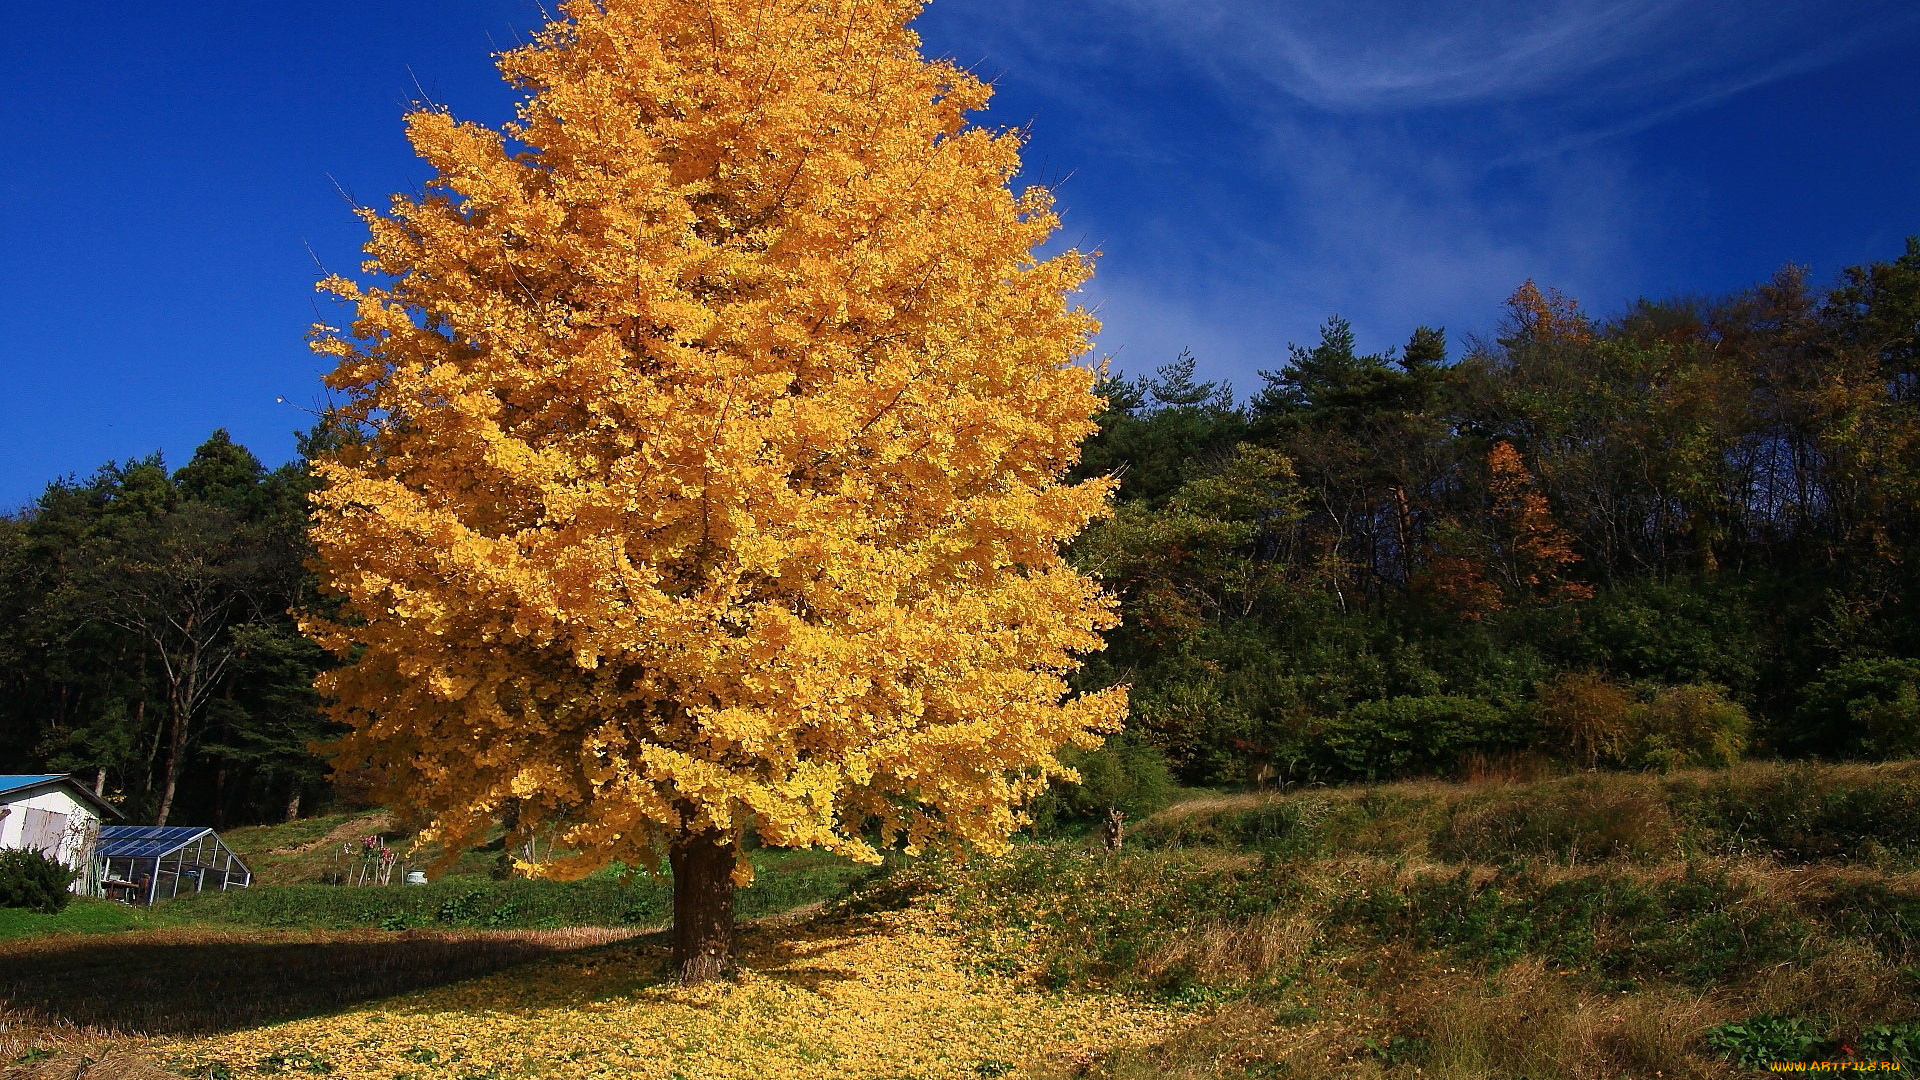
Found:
7,761 -> 1920,1078
947,761 -> 1920,1077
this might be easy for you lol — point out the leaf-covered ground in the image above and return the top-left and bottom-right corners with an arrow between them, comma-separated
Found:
164,908 -> 1183,1080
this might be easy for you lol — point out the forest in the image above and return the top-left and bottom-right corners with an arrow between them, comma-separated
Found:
3,238 -> 1917,828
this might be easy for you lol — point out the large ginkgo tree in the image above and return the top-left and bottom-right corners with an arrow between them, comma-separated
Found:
307,0 -> 1124,982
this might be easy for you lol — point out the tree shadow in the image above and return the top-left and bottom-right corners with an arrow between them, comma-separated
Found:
755,964 -> 860,993
0,927 -> 647,1037
733,918 -> 873,994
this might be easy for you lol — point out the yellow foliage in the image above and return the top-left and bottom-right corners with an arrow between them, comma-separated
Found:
167,910 -> 1182,1079
305,0 -> 1124,877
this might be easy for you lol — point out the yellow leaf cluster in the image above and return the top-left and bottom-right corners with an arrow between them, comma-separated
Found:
168,911 -> 1181,1079
306,0 -> 1125,875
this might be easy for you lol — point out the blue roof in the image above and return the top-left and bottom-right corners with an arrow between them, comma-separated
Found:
0,775 -> 65,797
97,825 -> 218,859
0,774 -> 125,819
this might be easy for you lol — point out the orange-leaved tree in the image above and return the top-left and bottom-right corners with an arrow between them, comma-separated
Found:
1486,441 -> 1592,604
304,0 -> 1125,983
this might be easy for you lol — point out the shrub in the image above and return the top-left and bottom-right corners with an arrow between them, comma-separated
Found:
0,848 -> 78,914
1320,695 -> 1514,780
1629,683 -> 1750,769
1029,736 -> 1177,834
1570,578 -> 1762,692
1536,675 -> 1751,770
1534,673 -> 1638,768
1798,658 -> 1920,759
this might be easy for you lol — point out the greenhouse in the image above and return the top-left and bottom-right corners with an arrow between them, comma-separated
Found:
96,825 -> 252,904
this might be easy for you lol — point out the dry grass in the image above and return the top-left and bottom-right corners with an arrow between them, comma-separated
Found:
1138,758 -> 1920,872
260,812 -> 394,857
0,1049 -> 181,1080
1139,792 -> 1275,825
1436,777 -> 1683,862
1741,936 -> 1914,1022
220,811 -> 399,885
1066,951 -> 1751,1080
975,762 -> 1920,1079
1403,960 -> 1733,1080
222,809 -> 510,885
1458,750 -> 1558,785
0,925 -> 638,1062
1133,910 -> 1322,989
1145,760 -> 1920,825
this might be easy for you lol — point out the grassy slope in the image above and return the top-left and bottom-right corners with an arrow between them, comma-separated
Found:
0,900 -> 185,943
940,761 -> 1920,1079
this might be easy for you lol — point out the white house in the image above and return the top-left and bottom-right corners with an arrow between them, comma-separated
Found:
0,774 -> 124,895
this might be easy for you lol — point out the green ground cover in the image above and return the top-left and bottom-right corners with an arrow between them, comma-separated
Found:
162,848 -> 868,931
929,760 -> 1920,1078
0,900 -> 184,942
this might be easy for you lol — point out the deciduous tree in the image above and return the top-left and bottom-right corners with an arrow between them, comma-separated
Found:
306,0 -> 1123,982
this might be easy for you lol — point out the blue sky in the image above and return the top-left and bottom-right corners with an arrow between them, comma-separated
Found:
2,0 -> 1917,508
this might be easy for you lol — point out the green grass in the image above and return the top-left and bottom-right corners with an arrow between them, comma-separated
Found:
161,847 -> 870,931
219,810 -> 369,854
0,899 -> 185,942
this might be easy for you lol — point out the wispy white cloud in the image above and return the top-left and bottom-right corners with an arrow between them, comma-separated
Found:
1077,112 -> 1645,385
1098,0 -> 1919,124
916,0 -> 1920,390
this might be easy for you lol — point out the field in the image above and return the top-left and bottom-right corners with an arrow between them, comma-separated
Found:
949,761 -> 1920,1077
6,761 -> 1920,1078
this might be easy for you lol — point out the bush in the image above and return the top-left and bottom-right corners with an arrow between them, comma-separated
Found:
1029,736 -> 1177,834
1534,673 -> 1638,768
1798,658 -> 1920,759
1629,683 -> 1750,769
0,848 -> 78,914
1536,676 -> 1750,770
1570,579 -> 1762,693
1321,695 -> 1516,780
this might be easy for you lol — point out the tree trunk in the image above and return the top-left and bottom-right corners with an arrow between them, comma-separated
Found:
285,790 -> 301,823
493,799 -> 521,880
137,695 -> 159,779
213,682 -> 234,829
154,684 -> 193,826
670,828 -> 737,985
